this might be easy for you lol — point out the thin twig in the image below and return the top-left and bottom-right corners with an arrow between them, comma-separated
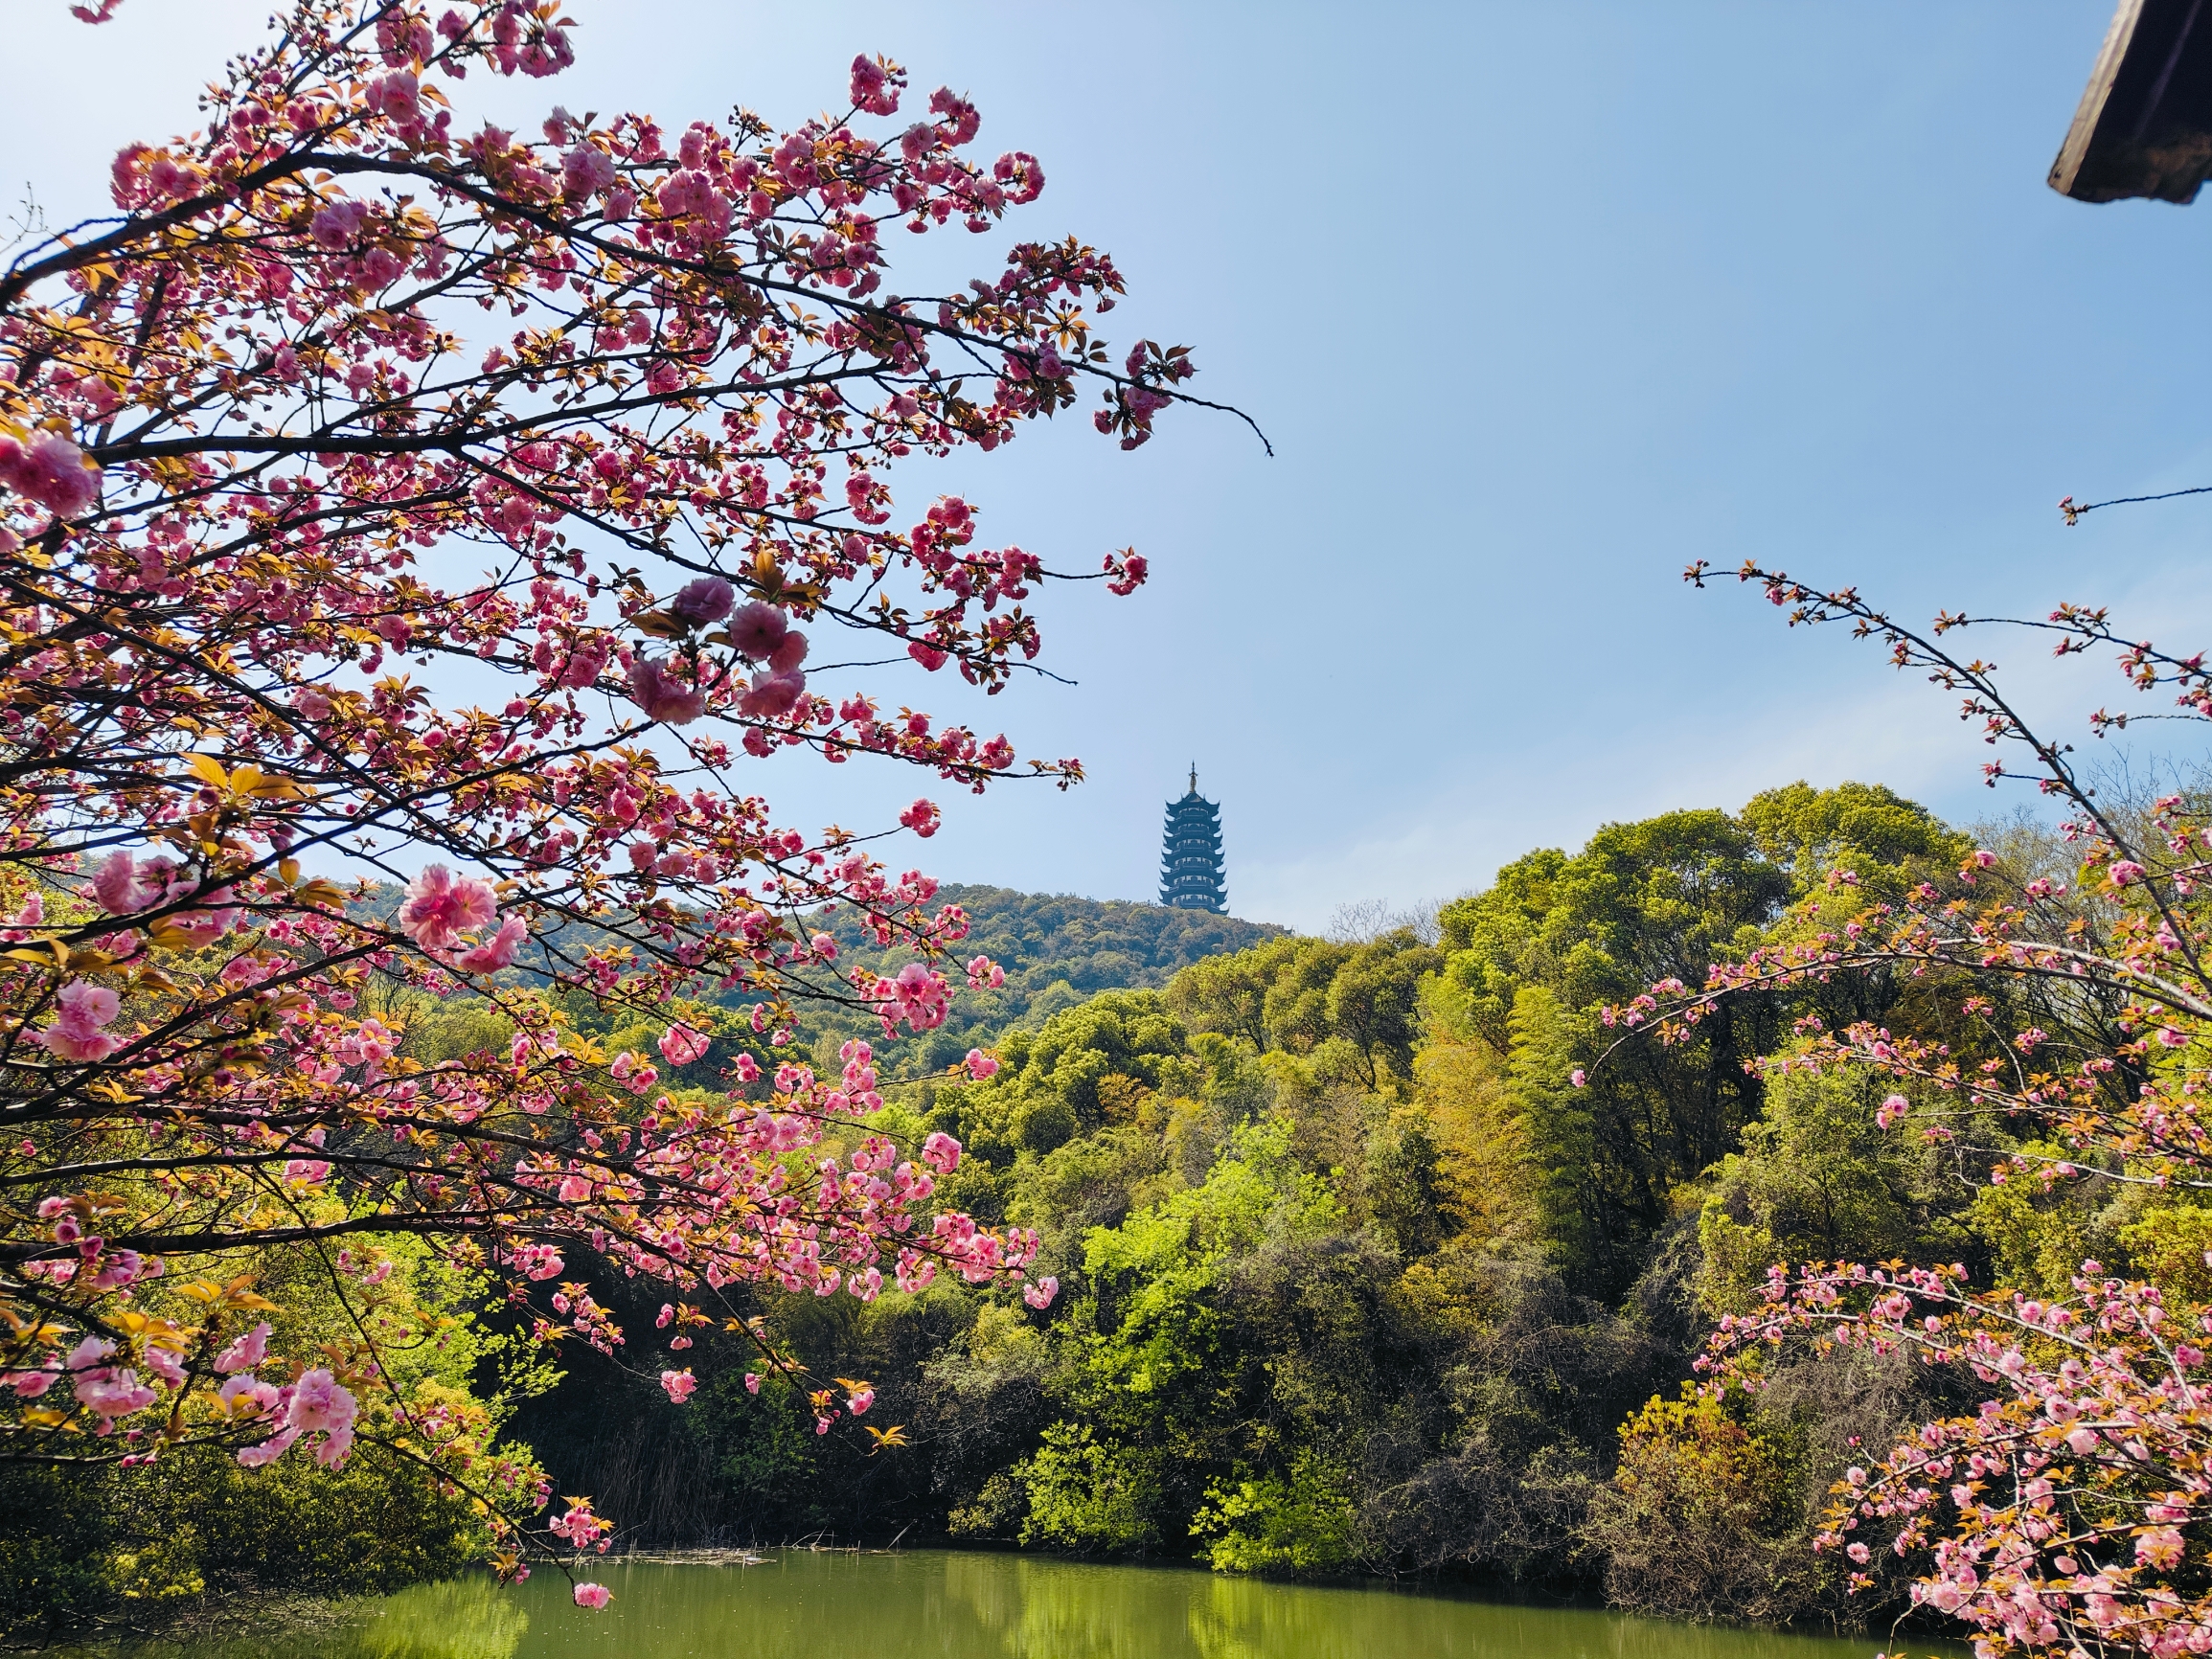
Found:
2060,485 -> 2212,524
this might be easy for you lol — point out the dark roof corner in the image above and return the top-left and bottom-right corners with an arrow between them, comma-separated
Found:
2052,0 -> 2212,203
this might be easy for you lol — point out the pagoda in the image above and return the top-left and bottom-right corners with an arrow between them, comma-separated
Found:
1159,764 -> 1227,913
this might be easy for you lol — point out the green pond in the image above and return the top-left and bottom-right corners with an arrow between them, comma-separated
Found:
103,1552 -> 1936,1659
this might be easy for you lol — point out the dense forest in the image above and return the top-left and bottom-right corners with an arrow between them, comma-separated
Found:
508,778 -> 1990,1629
17,776 -> 2164,1637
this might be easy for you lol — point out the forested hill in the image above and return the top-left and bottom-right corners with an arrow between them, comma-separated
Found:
356,880 -> 1286,1081
829,883 -> 1284,997
808,886 -> 1287,1077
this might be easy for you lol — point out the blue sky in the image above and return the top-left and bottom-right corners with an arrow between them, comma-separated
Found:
11,2 -> 2212,930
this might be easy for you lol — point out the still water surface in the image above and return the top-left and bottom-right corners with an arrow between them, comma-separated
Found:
110,1551 -> 1932,1659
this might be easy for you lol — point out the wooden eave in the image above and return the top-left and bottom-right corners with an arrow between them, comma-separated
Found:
2052,0 -> 2212,202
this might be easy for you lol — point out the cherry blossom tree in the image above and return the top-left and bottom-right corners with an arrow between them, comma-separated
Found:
1615,560 -> 2212,1656
0,0 -> 1223,1583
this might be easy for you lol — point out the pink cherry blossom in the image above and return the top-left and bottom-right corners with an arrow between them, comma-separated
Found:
515,1244 -> 565,1281
849,54 -> 902,116
218,1374 -> 279,1415
875,962 -> 949,1034
309,197 -> 369,250
627,654 -> 706,724
0,430 -> 100,517
657,1023 -> 710,1066
0,888 -> 41,940
900,799 -> 940,838
668,575 -> 734,627
562,142 -> 617,201
725,602 -> 788,661
91,850 -> 158,914
57,979 -> 118,1028
74,1366 -> 156,1423
287,1368 -> 356,1435
737,667 -> 805,718
928,86 -> 980,144
237,1424 -> 302,1467
0,0 -> 1193,1567
550,633 -> 610,689
574,1583 -> 612,1610
660,1368 -> 696,1403
37,978 -> 123,1063
454,914 -> 528,973
214,1321 -> 272,1375
398,864 -> 498,952
66,1336 -> 114,1373
549,1499 -> 607,1547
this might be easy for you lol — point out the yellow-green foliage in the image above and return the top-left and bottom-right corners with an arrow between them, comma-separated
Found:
1,1232 -> 541,1639
1585,1385 -> 1823,1622
1969,1142 -> 2113,1300
2120,1202 -> 2212,1306
1013,1423 -> 1166,1554
1608,1386 -> 1799,1533
1697,1067 -> 1969,1316
943,990 -> 1199,1161
1191,1451 -> 1358,1576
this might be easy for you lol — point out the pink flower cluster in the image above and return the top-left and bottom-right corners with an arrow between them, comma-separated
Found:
513,1243 -> 566,1282
657,1022 -> 710,1066
1711,1261 -> 2212,1656
0,430 -> 99,517
36,980 -> 123,1063
398,863 -> 495,950
627,654 -> 707,725
871,962 -> 949,1034
90,850 -> 181,915
396,865 -> 524,970
63,1336 -> 156,1430
227,1364 -> 357,1469
549,1497 -> 610,1550
848,54 -> 905,117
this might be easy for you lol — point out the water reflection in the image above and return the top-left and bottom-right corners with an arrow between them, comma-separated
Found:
90,1551 -> 1935,1659
87,1579 -> 529,1659
351,1579 -> 530,1659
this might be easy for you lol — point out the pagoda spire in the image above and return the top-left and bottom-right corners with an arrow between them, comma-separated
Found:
1160,766 -> 1226,913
